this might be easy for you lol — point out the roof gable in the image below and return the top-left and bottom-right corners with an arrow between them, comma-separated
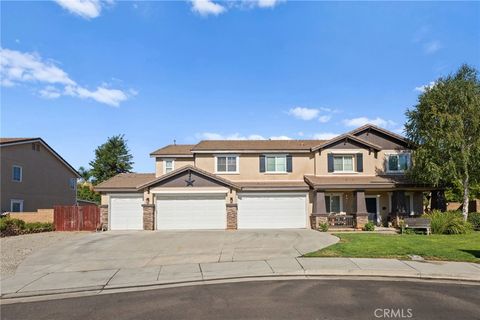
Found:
0,137 -> 80,177
311,134 -> 382,151
138,165 -> 239,190
348,124 -> 410,148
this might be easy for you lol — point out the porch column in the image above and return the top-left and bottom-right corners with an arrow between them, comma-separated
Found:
390,190 -> 407,227
142,204 -> 155,230
311,190 -> 328,229
431,190 -> 446,212
355,190 -> 368,229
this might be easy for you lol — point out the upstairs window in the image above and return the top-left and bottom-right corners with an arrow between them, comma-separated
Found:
216,155 -> 238,173
266,155 -> 286,173
69,178 -> 77,190
387,154 -> 410,173
333,155 -> 354,172
164,159 -> 175,174
12,166 -> 22,182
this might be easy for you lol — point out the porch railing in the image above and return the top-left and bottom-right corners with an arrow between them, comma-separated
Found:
327,214 -> 355,228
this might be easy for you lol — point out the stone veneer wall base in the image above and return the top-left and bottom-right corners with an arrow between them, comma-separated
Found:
226,203 -> 238,230
99,205 -> 108,231
142,204 -> 155,230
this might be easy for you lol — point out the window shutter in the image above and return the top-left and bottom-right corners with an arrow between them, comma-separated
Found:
286,155 -> 292,172
327,153 -> 334,172
259,155 -> 266,173
356,153 -> 363,172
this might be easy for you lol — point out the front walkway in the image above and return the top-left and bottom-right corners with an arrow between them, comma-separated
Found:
1,257 -> 479,299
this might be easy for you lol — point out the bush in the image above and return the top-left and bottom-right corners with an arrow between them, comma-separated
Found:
467,212 -> 480,231
423,210 -> 473,234
362,222 -> 375,231
0,218 -> 25,231
319,222 -> 329,232
24,222 -> 55,232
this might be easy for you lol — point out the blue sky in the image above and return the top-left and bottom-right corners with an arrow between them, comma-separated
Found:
1,1 -> 479,172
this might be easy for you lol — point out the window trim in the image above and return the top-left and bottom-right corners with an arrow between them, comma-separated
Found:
12,165 -> 22,182
325,193 -> 344,214
385,152 -> 411,173
265,154 -> 288,173
163,159 -> 175,174
10,199 -> 24,212
214,154 -> 239,174
332,154 -> 355,173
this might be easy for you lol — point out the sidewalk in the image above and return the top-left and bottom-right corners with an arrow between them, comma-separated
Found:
2,257 -> 479,299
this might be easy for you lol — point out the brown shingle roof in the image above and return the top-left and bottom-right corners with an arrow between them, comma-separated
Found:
150,144 -> 195,157
0,137 -> 39,144
236,180 -> 309,190
94,173 -> 156,191
304,175 -> 414,189
192,140 -> 325,152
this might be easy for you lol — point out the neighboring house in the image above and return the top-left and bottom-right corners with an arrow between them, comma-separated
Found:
95,124 -> 437,231
0,138 -> 80,213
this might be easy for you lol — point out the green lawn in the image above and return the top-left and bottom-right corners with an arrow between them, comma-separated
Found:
304,232 -> 480,263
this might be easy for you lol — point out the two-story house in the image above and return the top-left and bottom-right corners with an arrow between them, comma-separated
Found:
1,138 -> 80,212
94,124 -> 435,231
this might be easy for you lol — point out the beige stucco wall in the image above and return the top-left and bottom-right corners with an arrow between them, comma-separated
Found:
1,143 -> 77,212
194,153 -> 314,181
155,158 -> 194,177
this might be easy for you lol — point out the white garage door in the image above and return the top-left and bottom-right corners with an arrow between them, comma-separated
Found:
156,194 -> 226,230
109,195 -> 144,230
238,193 -> 307,229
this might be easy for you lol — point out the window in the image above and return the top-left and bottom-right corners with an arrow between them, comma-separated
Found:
333,155 -> 354,172
10,200 -> 23,212
325,195 -> 342,213
387,153 -> 410,172
164,159 -> 175,174
69,178 -> 77,190
266,155 -> 287,173
12,166 -> 22,182
216,155 -> 238,173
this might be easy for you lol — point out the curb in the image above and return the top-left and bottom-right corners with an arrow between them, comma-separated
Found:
2,273 -> 479,304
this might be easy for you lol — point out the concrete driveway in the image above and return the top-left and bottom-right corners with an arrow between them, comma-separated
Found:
15,230 -> 338,275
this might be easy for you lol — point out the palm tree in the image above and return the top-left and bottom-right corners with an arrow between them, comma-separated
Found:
78,166 -> 92,184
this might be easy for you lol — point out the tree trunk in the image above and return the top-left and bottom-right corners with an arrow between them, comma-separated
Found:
462,176 -> 469,221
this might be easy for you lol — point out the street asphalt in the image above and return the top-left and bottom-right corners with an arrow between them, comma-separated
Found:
1,279 -> 479,320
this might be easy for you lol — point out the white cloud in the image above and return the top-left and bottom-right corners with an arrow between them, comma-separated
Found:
312,132 -> 339,140
270,135 -> 291,140
54,0 -> 109,19
318,115 -> 331,123
190,0 -> 226,16
424,40 -> 442,54
196,132 -> 292,140
288,107 -> 319,120
257,0 -> 281,8
414,81 -> 436,93
1,48 -> 132,106
342,117 -> 396,128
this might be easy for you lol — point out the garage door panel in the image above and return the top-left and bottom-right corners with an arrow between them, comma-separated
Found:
238,193 -> 307,229
110,195 -> 144,230
156,194 -> 226,230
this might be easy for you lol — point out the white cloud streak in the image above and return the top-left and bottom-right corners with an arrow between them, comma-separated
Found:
1,48 -> 132,106
414,81 -> 436,93
196,132 -> 291,140
54,0 -> 111,19
423,40 -> 442,55
190,0 -> 226,16
288,107 -> 319,120
342,117 -> 396,129
312,132 -> 339,140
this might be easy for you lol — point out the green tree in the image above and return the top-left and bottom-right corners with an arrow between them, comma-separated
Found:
89,135 -> 134,184
76,184 -> 101,203
78,166 -> 92,183
405,64 -> 480,220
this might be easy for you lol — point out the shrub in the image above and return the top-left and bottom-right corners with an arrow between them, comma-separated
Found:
423,210 -> 473,234
24,222 -> 55,232
0,218 -> 25,231
362,222 -> 375,231
319,222 -> 329,232
467,212 -> 480,231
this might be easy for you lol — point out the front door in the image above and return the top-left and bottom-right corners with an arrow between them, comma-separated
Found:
365,197 -> 377,224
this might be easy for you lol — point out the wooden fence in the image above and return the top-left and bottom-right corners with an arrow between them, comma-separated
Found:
54,205 -> 100,231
